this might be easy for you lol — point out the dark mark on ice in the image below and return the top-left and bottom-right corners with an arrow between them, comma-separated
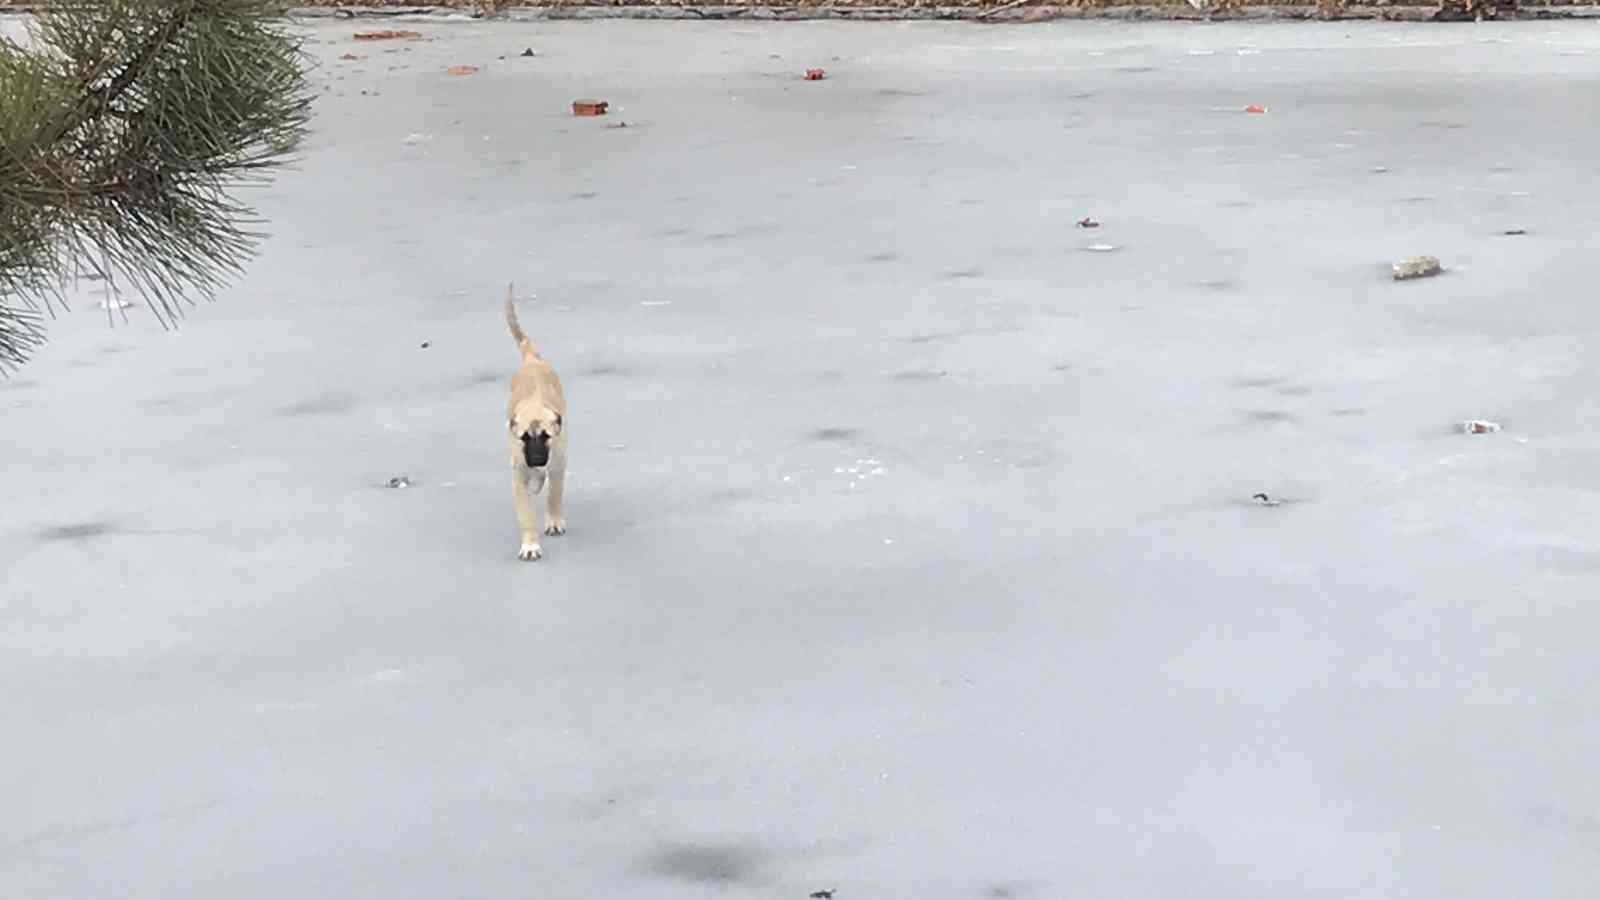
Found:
704,223 -> 777,242
641,842 -> 768,885
579,363 -> 634,377
276,392 -> 357,418
7,798 -> 228,850
1228,377 -> 1280,392
37,521 -> 118,542
811,427 -> 861,442
456,370 -> 501,389
1246,409 -> 1296,423
704,487 -> 757,505
1527,803 -> 1600,838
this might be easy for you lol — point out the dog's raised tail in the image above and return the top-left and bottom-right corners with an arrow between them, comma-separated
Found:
505,283 -> 539,359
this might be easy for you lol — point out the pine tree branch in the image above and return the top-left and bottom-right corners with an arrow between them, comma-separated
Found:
0,0 -> 312,371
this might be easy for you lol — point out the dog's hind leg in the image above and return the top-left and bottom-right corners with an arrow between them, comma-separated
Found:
544,446 -> 568,537
512,471 -> 543,561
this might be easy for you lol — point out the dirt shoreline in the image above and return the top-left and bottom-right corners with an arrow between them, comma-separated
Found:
3,2 -> 1594,22
291,2 -> 1600,22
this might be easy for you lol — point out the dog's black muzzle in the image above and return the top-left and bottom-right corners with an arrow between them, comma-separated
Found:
521,432 -> 551,468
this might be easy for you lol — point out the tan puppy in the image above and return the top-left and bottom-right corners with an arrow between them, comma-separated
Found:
504,285 -> 567,561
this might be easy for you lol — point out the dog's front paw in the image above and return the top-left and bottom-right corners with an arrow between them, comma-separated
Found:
544,518 -> 567,537
517,541 -> 543,561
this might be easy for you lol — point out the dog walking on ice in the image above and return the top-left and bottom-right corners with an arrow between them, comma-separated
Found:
504,285 -> 568,561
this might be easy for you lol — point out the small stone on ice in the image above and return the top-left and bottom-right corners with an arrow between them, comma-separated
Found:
1393,256 -> 1442,280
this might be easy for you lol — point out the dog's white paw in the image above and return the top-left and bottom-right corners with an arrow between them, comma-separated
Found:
517,542 -> 543,561
544,518 -> 566,537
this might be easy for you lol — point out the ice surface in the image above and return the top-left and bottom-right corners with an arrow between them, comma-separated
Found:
5,18 -> 1600,900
